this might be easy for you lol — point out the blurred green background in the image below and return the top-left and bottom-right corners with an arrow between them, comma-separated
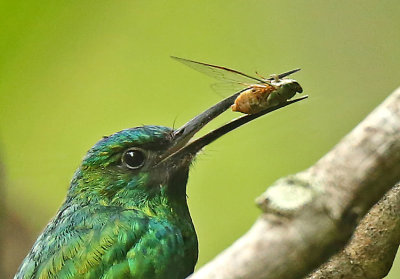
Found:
1,1 -> 399,278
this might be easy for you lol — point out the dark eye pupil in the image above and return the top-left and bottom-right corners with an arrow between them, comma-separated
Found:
123,149 -> 145,169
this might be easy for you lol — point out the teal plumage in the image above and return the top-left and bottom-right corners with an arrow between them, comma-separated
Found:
15,126 -> 198,279
14,83 -> 305,278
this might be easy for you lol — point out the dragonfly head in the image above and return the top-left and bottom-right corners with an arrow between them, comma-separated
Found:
271,78 -> 303,94
288,80 -> 303,93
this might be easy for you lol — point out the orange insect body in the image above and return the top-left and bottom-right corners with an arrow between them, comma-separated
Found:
231,84 -> 276,114
170,56 -> 303,115
231,77 -> 303,114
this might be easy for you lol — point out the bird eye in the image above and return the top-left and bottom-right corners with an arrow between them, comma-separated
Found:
122,148 -> 146,169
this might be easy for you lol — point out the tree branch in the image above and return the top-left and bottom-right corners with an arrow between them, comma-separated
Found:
307,183 -> 400,278
189,87 -> 400,279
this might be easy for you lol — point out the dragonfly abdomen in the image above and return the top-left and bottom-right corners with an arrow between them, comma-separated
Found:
231,84 -> 275,114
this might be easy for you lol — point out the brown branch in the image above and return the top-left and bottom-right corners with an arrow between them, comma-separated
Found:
307,183 -> 400,279
189,87 -> 400,279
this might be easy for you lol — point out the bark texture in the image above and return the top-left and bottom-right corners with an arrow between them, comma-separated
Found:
189,87 -> 400,279
307,183 -> 400,279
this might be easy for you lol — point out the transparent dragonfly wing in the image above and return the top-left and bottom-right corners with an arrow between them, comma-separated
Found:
171,56 -> 266,85
171,56 -> 301,98
210,82 -> 251,97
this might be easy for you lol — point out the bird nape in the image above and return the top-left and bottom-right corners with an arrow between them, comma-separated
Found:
14,91 -> 307,279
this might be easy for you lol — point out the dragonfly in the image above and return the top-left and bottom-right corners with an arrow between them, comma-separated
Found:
171,56 -> 303,114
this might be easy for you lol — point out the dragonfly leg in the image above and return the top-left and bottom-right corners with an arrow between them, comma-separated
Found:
255,71 -> 267,80
269,74 -> 280,82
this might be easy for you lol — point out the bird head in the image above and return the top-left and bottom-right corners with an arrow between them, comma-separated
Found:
67,90 -> 307,210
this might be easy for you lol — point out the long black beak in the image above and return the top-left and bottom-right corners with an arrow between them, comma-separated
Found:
158,70 -> 307,166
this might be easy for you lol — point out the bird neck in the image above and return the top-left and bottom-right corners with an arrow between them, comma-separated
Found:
65,167 -> 192,221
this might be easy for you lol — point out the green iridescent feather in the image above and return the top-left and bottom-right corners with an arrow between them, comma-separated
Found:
15,126 -> 198,279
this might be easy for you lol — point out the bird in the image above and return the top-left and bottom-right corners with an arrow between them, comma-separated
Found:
14,74 -> 307,279
15,124 -> 198,279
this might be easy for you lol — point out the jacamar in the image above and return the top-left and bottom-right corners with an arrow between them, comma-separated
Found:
14,74 -> 306,279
